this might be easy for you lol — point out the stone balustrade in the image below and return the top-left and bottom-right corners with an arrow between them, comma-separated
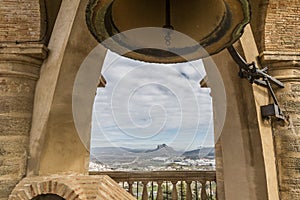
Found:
90,171 -> 217,200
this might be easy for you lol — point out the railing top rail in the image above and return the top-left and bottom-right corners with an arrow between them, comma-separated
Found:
89,170 -> 216,182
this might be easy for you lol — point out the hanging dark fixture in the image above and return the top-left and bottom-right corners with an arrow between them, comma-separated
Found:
227,46 -> 285,120
86,0 -> 251,63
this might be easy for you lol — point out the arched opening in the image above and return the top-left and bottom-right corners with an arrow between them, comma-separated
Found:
90,50 -> 215,171
25,1 -> 277,199
32,194 -> 65,200
88,50 -> 219,199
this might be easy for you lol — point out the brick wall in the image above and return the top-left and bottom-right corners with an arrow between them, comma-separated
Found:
265,0 -> 300,53
0,0 -> 42,42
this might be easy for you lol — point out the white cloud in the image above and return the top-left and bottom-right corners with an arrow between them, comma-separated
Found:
91,51 -> 214,151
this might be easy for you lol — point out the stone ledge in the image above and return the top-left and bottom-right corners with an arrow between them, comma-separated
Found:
0,44 -> 48,79
0,43 -> 48,60
260,51 -> 300,63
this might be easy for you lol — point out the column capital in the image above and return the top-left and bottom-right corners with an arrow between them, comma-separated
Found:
259,51 -> 300,83
0,43 -> 48,60
259,51 -> 300,64
0,43 -> 48,80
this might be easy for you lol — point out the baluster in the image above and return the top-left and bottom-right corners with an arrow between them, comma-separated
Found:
156,181 -> 163,200
137,181 -> 139,198
128,181 -> 133,195
171,181 -> 178,200
186,181 -> 192,200
180,181 -> 183,200
142,181 -> 149,200
151,182 -> 154,200
195,181 -> 199,200
216,181 -> 218,200
209,181 -> 212,198
166,181 -> 169,199
200,180 -> 208,200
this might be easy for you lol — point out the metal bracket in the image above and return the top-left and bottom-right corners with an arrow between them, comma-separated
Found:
227,45 -> 285,120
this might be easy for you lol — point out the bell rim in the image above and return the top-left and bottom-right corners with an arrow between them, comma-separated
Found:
86,0 -> 251,63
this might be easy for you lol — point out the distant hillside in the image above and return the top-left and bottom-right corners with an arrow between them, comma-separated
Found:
91,147 -> 129,155
183,147 -> 215,159
91,145 -> 214,161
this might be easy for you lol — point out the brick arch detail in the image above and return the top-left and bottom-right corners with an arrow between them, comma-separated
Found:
9,175 -> 135,200
9,177 -> 83,200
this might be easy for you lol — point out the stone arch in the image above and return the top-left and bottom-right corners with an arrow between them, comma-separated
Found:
9,177 -> 81,200
9,175 -> 135,200
27,1 -> 279,200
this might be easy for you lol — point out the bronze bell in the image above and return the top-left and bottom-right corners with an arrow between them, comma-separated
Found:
86,0 -> 250,63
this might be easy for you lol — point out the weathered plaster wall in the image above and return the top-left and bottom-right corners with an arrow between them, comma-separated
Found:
28,0 -> 106,176
207,52 -> 267,200
207,25 -> 279,200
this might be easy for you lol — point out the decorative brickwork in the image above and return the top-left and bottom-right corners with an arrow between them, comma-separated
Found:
9,175 -> 135,200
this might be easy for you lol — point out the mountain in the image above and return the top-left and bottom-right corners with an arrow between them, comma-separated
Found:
145,144 -> 168,153
183,147 -> 215,159
90,145 -> 214,162
144,144 -> 179,158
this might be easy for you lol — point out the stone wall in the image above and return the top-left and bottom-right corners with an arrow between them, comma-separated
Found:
262,1 -> 300,199
264,0 -> 300,53
266,61 -> 300,200
0,1 -> 61,198
0,44 -> 47,200
0,0 -> 42,42
0,2 -> 45,199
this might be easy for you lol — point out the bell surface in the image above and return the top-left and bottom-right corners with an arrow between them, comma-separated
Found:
86,0 -> 250,63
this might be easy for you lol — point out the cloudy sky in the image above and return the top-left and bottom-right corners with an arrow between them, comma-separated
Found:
91,50 -> 214,151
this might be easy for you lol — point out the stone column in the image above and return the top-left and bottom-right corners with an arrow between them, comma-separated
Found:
261,55 -> 300,200
0,44 -> 47,200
